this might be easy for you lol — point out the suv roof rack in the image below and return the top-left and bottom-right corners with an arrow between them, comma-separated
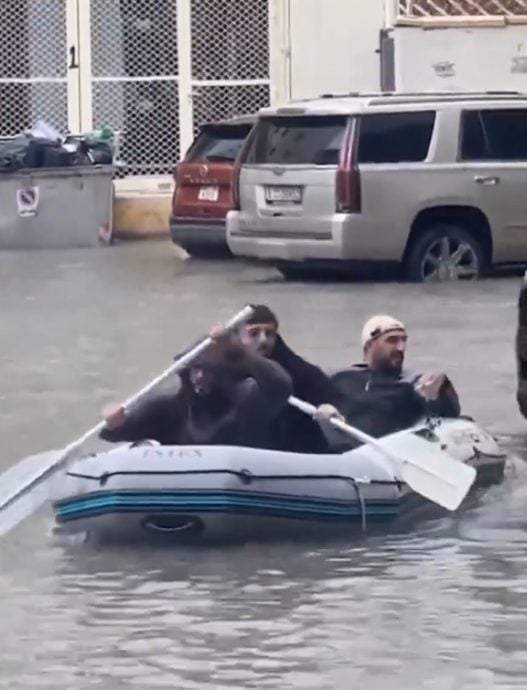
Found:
316,89 -> 523,99
372,93 -> 527,106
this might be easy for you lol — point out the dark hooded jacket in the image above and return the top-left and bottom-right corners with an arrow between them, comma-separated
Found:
99,342 -> 293,448
322,363 -> 460,451
265,335 -> 341,454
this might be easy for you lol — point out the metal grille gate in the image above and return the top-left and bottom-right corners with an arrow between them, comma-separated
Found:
0,0 -> 271,177
190,0 -> 270,135
89,0 -> 181,176
0,0 -> 75,138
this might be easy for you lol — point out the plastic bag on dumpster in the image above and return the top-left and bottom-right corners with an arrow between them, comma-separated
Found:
82,126 -> 116,165
0,121 -> 118,172
0,134 -> 87,172
85,140 -> 114,165
0,134 -> 66,171
39,138 -> 87,167
31,119 -> 65,143
61,126 -> 116,166
0,135 -> 35,172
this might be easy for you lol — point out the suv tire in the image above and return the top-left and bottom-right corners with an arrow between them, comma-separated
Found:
404,224 -> 486,282
180,244 -> 232,259
276,264 -> 318,281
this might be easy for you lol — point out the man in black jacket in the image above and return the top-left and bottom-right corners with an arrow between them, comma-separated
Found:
326,314 -> 461,447
238,304 -> 341,453
358,313 -> 460,418
100,324 -> 293,449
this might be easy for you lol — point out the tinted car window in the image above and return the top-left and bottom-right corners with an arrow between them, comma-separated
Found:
358,111 -> 436,163
248,115 -> 348,165
460,108 -> 527,161
185,123 -> 253,163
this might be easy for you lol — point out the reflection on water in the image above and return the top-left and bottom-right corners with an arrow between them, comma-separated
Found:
1,243 -> 527,688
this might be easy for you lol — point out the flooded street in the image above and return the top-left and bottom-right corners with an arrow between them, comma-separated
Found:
2,240 -> 527,689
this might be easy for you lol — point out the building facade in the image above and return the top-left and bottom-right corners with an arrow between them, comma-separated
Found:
0,0 -> 389,186
1,0 -> 525,189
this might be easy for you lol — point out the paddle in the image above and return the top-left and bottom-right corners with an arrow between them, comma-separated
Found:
0,305 -> 255,536
288,395 -> 476,512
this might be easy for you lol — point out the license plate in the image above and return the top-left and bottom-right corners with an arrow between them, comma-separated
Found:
198,185 -> 219,202
265,186 -> 302,204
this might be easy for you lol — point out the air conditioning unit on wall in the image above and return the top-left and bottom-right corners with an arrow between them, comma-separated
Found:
381,5 -> 527,93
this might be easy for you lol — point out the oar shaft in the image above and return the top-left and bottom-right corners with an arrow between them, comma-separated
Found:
288,395 -> 396,463
62,304 -> 255,460
120,303 -> 254,410
0,305 -> 254,515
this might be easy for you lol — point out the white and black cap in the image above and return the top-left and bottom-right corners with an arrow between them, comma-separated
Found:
361,314 -> 406,349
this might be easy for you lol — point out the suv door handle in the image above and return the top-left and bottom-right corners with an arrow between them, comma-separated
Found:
474,175 -> 500,185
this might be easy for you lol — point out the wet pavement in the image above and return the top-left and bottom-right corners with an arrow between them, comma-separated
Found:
1,240 -> 527,689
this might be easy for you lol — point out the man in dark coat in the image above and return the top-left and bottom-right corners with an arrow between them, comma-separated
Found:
325,314 -> 461,449
100,324 -> 293,449
238,304 -> 341,453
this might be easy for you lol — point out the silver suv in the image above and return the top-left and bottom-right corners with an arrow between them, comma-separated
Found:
226,91 -> 527,282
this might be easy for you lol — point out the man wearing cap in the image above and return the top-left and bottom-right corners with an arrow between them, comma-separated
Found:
327,314 -> 460,441
238,304 -> 342,453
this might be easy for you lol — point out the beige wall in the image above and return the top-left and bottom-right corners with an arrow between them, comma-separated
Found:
284,0 -> 384,100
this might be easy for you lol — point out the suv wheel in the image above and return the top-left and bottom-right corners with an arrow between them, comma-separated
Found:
181,244 -> 232,259
277,264 -> 317,281
405,224 -> 485,282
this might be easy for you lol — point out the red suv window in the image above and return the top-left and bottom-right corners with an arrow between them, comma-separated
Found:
185,122 -> 254,164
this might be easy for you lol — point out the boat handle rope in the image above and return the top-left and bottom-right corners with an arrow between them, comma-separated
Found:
346,477 -> 367,531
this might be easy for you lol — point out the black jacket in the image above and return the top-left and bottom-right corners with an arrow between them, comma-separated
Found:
99,346 -> 293,448
324,364 -> 460,450
266,335 -> 340,454
331,367 -> 426,437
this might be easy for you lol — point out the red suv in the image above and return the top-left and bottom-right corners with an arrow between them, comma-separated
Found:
170,115 -> 255,256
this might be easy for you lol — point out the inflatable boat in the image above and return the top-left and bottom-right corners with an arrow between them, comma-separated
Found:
51,416 -> 507,545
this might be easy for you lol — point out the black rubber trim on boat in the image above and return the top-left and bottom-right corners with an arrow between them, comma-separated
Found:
66,468 -> 400,488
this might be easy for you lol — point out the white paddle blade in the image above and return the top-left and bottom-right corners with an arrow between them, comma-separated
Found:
400,449 -> 477,512
0,450 -> 63,534
0,476 -> 53,537
380,432 -> 477,511
288,396 -> 478,512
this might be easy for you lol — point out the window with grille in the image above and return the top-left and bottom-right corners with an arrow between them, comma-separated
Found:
398,0 -> 527,16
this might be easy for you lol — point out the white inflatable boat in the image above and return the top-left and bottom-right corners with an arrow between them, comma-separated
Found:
51,417 -> 507,544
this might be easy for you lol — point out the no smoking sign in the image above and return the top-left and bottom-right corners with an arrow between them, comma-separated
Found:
16,186 -> 40,217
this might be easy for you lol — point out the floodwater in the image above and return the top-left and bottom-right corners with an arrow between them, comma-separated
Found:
1,240 -> 527,689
